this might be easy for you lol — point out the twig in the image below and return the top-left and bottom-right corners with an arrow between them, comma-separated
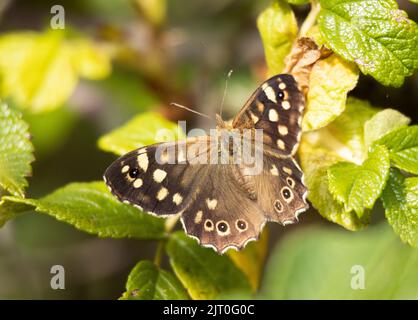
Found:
299,0 -> 321,37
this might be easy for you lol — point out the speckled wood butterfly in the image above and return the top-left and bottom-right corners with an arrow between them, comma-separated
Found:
104,74 -> 308,253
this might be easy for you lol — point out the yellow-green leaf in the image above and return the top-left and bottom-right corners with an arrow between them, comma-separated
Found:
328,145 -> 390,217
98,112 -> 184,156
303,54 -> 359,131
299,140 -> 370,230
374,125 -> 418,175
0,103 -> 34,197
364,108 -> 411,149
227,227 -> 269,291
0,30 -> 111,112
257,0 -> 298,75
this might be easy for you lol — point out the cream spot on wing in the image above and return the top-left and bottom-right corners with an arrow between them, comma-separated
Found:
123,200 -> 131,205
279,82 -> 286,90
277,139 -> 285,150
256,100 -> 264,112
173,193 -> 183,205
283,166 -> 293,175
133,178 -> 143,188
137,153 -> 149,171
278,125 -> 288,135
270,164 -> 279,176
206,198 -> 218,210
156,187 -> 169,200
250,112 -> 259,124
194,211 -> 203,224
264,86 -> 277,103
282,101 -> 291,110
153,169 -> 167,183
204,219 -> 214,231
268,109 -> 279,122
121,165 -> 129,173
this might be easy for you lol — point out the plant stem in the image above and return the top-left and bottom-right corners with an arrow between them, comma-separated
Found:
153,214 -> 180,267
299,0 -> 321,37
154,240 -> 165,267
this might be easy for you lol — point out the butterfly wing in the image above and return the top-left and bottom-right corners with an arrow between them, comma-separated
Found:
180,164 -> 267,253
232,74 -> 305,156
239,151 -> 309,224
104,137 -> 212,216
104,137 -> 267,253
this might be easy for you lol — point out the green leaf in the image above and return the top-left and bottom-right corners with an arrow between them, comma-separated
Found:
120,260 -> 188,300
376,124 -> 417,167
382,169 -> 418,247
328,145 -> 390,217
0,103 -> 34,197
257,0 -> 298,74
303,54 -> 359,131
318,0 -> 418,87
166,232 -> 252,299
299,141 -> 370,230
324,97 -> 378,163
374,125 -> 418,174
299,98 -> 378,229
0,196 -> 33,227
0,182 -> 166,238
0,30 -> 111,112
98,112 -> 184,156
364,108 -> 411,149
260,223 -> 418,299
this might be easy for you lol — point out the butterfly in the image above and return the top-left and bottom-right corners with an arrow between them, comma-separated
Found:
104,74 -> 308,253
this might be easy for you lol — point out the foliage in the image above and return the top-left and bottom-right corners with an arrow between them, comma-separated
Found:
0,103 -> 34,197
0,0 -> 417,300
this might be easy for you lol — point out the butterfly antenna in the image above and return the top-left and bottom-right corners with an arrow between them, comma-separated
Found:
219,69 -> 233,118
170,102 -> 210,119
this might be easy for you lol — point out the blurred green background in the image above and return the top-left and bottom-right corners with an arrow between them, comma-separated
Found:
0,0 -> 417,299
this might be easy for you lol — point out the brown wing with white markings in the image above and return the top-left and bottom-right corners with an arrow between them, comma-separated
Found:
232,74 -> 305,156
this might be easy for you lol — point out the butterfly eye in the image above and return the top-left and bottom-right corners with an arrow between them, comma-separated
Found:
277,91 -> 284,100
129,168 -> 139,179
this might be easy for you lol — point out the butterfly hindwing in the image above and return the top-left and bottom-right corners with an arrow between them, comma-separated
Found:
232,74 -> 305,156
180,165 -> 267,253
251,152 -> 308,224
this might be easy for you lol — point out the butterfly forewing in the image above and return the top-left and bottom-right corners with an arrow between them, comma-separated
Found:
232,74 -> 305,156
104,138 -> 211,216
